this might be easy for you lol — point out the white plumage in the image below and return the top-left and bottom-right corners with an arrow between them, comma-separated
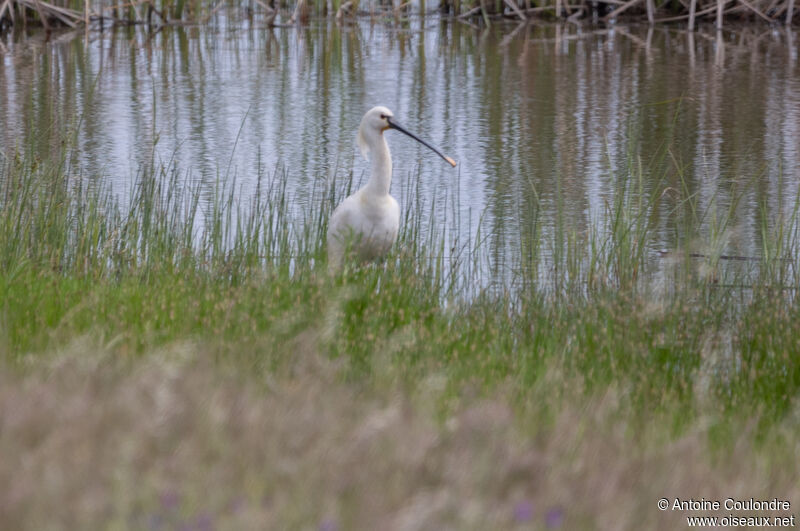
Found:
327,106 -> 456,271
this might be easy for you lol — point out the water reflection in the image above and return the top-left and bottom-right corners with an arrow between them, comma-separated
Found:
1,20 -> 798,288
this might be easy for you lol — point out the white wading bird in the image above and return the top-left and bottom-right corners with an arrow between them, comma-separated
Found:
327,106 -> 457,271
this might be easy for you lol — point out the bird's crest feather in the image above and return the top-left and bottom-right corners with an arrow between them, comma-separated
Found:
357,128 -> 369,160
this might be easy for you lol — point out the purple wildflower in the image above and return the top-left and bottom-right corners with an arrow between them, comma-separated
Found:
513,500 -> 534,522
545,507 -> 564,528
318,518 -> 339,531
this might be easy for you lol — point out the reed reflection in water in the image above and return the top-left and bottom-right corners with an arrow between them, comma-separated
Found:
1,20 -> 798,288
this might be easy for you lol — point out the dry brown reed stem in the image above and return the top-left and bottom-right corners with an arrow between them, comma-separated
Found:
737,0 -> 773,20
258,0 -> 277,24
393,1 -> 411,14
522,4 -> 582,12
654,0 -> 727,22
10,0 -> 80,26
504,0 -> 526,19
0,0 -> 13,21
457,4 -> 481,17
460,0 -> 796,25
32,0 -> 49,30
335,0 -> 352,19
602,0 -> 643,20
289,0 -> 308,22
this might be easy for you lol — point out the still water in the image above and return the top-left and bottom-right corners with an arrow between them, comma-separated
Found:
1,18 -> 799,285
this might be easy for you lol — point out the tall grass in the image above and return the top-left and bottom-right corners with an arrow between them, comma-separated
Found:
3,123 -> 800,530
1,126 -> 800,432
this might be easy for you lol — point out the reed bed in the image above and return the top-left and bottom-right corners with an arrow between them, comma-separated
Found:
1,127 -> 800,422
0,0 -> 795,32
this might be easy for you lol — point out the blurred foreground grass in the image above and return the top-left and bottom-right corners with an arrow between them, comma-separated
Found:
1,134 -> 800,528
2,341 -> 798,530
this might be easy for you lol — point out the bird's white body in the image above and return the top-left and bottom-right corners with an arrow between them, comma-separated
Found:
327,188 -> 400,266
327,106 -> 455,271
328,106 -> 400,270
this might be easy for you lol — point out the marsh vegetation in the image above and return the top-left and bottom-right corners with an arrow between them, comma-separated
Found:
0,0 -> 796,31
2,122 -> 800,527
1,19 -> 800,530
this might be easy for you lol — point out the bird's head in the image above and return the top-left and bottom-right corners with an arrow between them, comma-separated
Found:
356,106 -> 457,167
357,106 -> 394,159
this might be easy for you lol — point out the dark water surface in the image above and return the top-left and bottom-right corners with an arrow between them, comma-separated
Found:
1,19 -> 799,286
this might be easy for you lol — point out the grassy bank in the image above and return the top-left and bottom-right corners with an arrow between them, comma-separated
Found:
1,135 -> 800,527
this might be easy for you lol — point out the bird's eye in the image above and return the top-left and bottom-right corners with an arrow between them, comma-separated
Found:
380,114 -> 387,120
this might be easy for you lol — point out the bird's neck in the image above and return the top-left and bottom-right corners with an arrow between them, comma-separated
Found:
364,134 -> 392,197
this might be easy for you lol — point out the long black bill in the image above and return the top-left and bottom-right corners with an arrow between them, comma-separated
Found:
387,118 -> 457,168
